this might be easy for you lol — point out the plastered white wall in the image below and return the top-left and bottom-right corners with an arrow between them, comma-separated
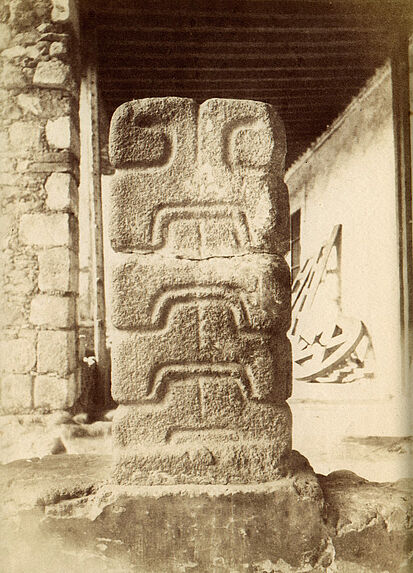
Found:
286,64 -> 403,414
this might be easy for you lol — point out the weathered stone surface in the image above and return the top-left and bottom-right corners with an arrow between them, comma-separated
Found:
30,294 -> 75,328
108,97 -> 292,484
33,59 -> 72,89
113,400 -> 291,484
19,212 -> 75,247
110,254 -> 292,415
9,120 -> 42,151
34,373 -> 77,410
17,93 -> 42,115
92,462 -> 329,572
0,454 -> 110,514
1,453 -> 412,572
112,303 -> 291,404
0,336 -> 36,373
49,40 -> 66,56
0,452 -> 332,572
0,23 -> 12,51
109,97 -> 289,256
45,171 -> 77,212
51,0 -> 78,30
109,97 -> 197,169
319,470 -> 413,573
198,98 -> 289,255
0,374 -> 33,411
0,0 -> 80,417
0,62 -> 27,88
38,246 -> 78,292
46,116 -> 79,157
111,253 -> 291,332
37,330 -> 76,375
9,0 -> 50,30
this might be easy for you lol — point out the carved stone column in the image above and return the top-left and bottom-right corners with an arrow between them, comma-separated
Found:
109,97 -> 292,485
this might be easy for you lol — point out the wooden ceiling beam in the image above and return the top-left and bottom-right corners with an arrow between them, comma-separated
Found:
98,54 -> 387,67
100,65 -> 378,75
99,39 -> 389,50
83,5 -> 395,23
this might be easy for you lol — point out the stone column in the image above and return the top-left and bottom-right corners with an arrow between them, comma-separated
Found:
109,97 -> 292,484
0,0 -> 80,414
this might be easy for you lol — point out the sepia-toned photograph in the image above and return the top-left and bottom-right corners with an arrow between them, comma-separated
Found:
0,0 -> 412,571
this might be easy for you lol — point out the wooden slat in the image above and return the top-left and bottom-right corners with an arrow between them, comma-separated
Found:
101,76 -> 371,85
82,0 -> 404,18
100,68 -> 378,81
100,40 -> 389,53
99,28 -> 386,44
86,5 -> 398,26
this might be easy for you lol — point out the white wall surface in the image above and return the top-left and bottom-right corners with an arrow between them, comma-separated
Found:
286,65 -> 406,438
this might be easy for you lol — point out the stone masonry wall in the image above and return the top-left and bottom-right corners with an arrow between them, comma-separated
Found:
0,0 -> 80,414
108,97 -> 292,484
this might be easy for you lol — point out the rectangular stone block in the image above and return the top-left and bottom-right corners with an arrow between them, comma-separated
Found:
111,304 -> 291,404
38,247 -> 78,293
111,253 -> 291,332
9,121 -> 42,151
19,213 -> 76,248
109,98 -> 289,256
33,59 -> 72,90
198,98 -> 289,254
34,373 -> 77,410
69,464 -> 328,570
46,116 -> 80,157
0,337 -> 36,373
0,374 -> 32,411
112,401 -> 292,484
30,294 -> 75,328
45,172 -> 78,213
109,97 -> 197,170
37,330 -> 76,375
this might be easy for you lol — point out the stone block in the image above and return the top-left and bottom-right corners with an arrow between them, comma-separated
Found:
0,337 -> 36,373
198,97 -> 286,175
0,23 -> 12,51
109,97 -> 289,255
52,0 -> 79,33
112,400 -> 291,484
319,471 -> 413,572
17,93 -> 42,116
0,374 -> 32,411
9,121 -> 42,151
38,247 -> 78,293
0,454 -> 333,571
30,294 -> 75,328
45,172 -> 78,213
34,373 -> 77,410
111,253 -> 291,332
0,62 -> 26,88
2,46 -> 26,59
19,213 -> 76,247
0,213 -> 15,249
105,456 -> 330,573
109,97 -> 197,169
49,41 -> 66,57
111,302 -> 291,404
33,59 -> 71,89
37,330 -> 77,375
46,117 -> 80,157
0,303 -> 26,328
